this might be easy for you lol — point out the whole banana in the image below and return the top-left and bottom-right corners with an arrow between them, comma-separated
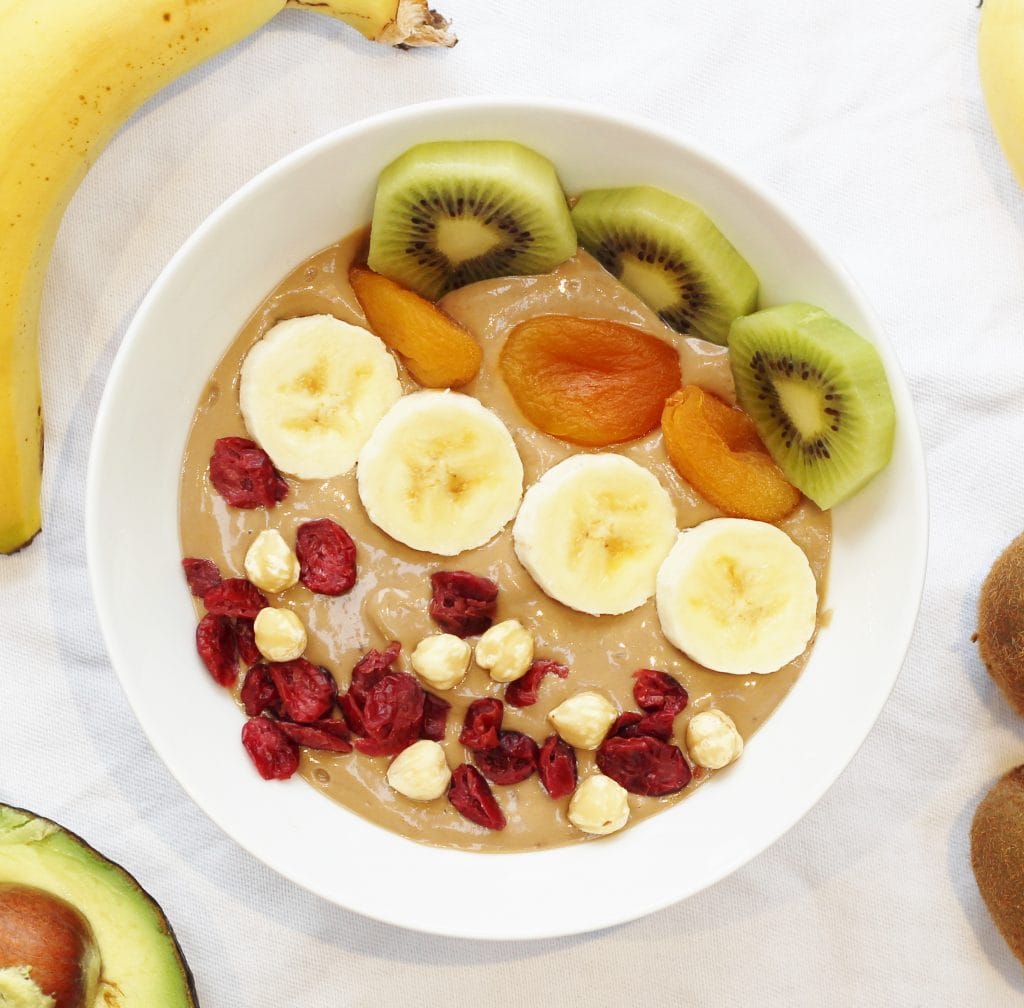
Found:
0,0 -> 454,555
978,0 -> 1024,187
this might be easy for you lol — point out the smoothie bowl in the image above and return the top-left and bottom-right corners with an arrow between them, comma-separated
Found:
86,97 -> 927,939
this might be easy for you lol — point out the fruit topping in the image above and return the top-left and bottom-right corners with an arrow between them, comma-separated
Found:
195,614 -> 238,687
181,556 -> 221,598
570,185 -> 758,345
241,717 -> 300,781
239,315 -> 402,480
420,692 -> 451,742
607,708 -> 675,743
685,709 -> 744,769
632,668 -> 689,716
366,140 -> 577,301
428,570 -> 498,637
295,518 -> 357,596
567,774 -> 630,835
356,390 -> 524,556
448,764 -> 506,830
660,385 -> 801,523
474,619 -> 534,683
512,453 -> 677,616
596,735 -> 692,797
472,730 -> 539,785
655,517 -> 818,676
208,436 -> 288,509
498,314 -> 681,447
386,740 -> 452,801
277,718 -> 353,754
728,302 -> 896,510
243,529 -> 300,593
548,691 -> 618,751
202,577 -> 267,620
505,658 -> 570,708
338,642 -> 402,734
240,663 -> 283,718
355,672 -> 426,756
234,618 -> 262,667
268,658 -> 337,724
350,265 -> 483,388
537,735 -> 578,799
458,698 -> 503,751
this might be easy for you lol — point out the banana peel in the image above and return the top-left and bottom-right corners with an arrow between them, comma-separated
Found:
0,0 -> 454,554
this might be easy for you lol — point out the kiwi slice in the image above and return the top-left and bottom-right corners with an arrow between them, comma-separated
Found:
366,140 -> 578,300
569,185 -> 758,345
971,766 -> 1024,968
728,303 -> 895,510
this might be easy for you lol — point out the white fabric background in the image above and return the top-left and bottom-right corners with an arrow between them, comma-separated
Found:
2,0 -> 1022,1003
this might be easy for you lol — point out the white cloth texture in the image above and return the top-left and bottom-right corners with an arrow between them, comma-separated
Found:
2,0 -> 1022,1004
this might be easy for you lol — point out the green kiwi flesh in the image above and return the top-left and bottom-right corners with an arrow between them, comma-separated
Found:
366,140 -> 578,301
569,185 -> 758,345
971,766 -> 1024,968
728,303 -> 895,510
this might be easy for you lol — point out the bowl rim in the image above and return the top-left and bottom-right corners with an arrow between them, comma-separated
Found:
86,95 -> 929,940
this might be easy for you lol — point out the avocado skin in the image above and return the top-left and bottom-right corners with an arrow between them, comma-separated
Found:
0,803 -> 199,1007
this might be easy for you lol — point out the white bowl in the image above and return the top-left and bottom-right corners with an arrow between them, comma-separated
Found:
87,97 -> 928,940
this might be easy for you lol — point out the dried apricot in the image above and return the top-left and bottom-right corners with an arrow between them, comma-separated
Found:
350,265 -> 482,388
661,385 -> 801,522
498,315 -> 681,447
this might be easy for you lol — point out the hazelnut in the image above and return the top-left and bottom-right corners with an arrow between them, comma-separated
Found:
386,740 -> 452,801
410,633 -> 471,691
244,529 -> 299,593
685,709 -> 744,769
474,619 -> 534,683
568,774 -> 630,836
548,691 -> 617,750
253,607 -> 307,663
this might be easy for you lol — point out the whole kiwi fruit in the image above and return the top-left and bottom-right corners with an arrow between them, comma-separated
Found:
975,531 -> 1024,715
971,766 -> 1024,966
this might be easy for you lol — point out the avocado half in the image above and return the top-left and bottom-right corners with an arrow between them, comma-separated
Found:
0,804 -> 199,1006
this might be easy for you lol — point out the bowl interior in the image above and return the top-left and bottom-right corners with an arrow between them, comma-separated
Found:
87,98 -> 927,940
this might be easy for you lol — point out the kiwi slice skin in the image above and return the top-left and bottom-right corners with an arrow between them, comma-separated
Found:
366,140 -> 578,301
971,766 -> 1024,968
569,185 -> 758,345
728,303 -> 895,510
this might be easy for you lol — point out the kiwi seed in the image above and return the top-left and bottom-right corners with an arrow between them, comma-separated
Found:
971,765 -> 1024,967
976,531 -> 1024,716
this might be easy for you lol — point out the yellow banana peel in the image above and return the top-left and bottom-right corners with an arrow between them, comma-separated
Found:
0,0 -> 454,554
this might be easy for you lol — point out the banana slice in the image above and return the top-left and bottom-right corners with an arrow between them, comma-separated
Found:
356,390 -> 524,556
512,453 -> 677,616
656,517 -> 818,675
239,314 -> 401,480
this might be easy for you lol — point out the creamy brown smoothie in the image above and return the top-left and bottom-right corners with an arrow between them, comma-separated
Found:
178,230 -> 831,853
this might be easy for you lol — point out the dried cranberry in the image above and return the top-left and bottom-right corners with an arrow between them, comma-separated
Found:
421,692 -> 451,742
240,663 -> 282,718
234,618 -> 261,667
209,436 -> 288,509
596,735 -> 692,796
505,658 -> 570,708
195,613 -> 238,687
449,764 -> 506,830
182,557 -> 221,598
429,570 -> 498,637
295,518 -> 357,596
278,719 -> 352,753
269,658 -> 337,723
473,730 -> 539,785
538,735 -> 577,799
606,709 -> 675,743
339,642 -> 402,735
355,672 -> 425,756
633,668 -> 688,715
203,578 -> 267,620
241,717 -> 299,780
458,698 -> 503,751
